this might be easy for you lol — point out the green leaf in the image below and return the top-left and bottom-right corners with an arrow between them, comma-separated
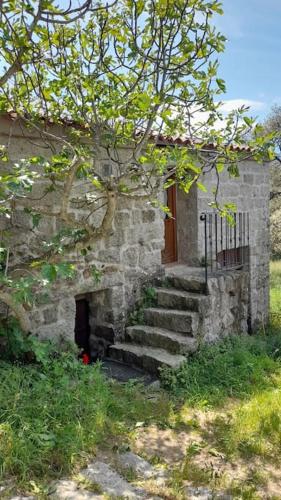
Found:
32,213 -> 41,228
243,116 -> 254,127
216,78 -> 226,92
197,181 -> 208,193
164,178 -> 175,189
41,264 -> 57,283
136,93 -> 151,112
216,162 -> 225,173
91,265 -> 102,284
91,178 -> 103,190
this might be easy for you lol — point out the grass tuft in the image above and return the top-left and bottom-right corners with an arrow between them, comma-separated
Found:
161,334 -> 281,406
0,355 -> 170,492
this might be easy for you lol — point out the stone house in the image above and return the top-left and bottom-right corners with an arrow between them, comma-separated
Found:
0,115 -> 270,373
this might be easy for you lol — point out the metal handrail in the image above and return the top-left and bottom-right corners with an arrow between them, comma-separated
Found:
200,210 -> 250,290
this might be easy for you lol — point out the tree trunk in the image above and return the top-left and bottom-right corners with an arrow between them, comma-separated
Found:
0,291 -> 31,334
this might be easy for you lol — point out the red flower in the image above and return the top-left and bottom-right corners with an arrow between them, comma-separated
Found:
82,353 -> 90,365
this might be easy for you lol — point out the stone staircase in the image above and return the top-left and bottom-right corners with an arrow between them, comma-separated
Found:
109,272 -> 208,375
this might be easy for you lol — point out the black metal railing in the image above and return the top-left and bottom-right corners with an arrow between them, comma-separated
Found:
200,211 -> 250,288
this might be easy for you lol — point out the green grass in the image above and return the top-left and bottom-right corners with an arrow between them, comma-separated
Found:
2,262 -> 281,497
161,333 -> 281,407
0,355 -> 171,495
160,260 -> 281,477
226,384 -> 281,458
270,261 -> 281,333
159,260 -> 281,468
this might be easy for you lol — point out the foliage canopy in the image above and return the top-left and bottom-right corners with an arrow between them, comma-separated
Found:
0,0 -> 273,332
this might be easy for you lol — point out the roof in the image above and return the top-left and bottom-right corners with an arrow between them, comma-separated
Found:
0,112 -> 252,153
152,133 -> 252,153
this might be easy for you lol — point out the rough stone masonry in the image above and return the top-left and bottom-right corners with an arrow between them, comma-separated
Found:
0,115 -> 270,354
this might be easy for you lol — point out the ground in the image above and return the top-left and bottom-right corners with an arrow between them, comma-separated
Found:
1,264 -> 281,499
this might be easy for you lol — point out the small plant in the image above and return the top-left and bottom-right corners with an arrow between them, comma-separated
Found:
158,277 -> 172,288
0,318 -> 47,362
127,286 -> 157,326
0,317 -> 75,365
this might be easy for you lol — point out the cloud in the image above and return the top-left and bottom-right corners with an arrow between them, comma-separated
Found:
218,99 -> 265,114
189,99 -> 265,132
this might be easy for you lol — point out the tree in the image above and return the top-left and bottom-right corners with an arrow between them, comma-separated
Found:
264,105 -> 281,257
0,0 -> 272,334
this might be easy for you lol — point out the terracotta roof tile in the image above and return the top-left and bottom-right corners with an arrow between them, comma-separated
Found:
1,112 -> 252,152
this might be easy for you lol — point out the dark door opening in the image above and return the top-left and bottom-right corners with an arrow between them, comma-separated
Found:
75,298 -> 91,351
161,183 -> 177,264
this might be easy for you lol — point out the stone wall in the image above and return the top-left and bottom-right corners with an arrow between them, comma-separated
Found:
0,114 -> 270,347
202,271 -> 249,342
0,116 -> 165,348
196,160 -> 270,330
28,194 -> 165,345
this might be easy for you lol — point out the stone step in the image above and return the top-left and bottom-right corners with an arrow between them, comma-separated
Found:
166,275 -> 207,294
155,287 -> 204,311
125,325 -> 198,355
108,343 -> 186,375
144,307 -> 199,335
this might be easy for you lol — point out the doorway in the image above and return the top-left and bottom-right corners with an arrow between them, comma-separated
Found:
74,297 -> 91,351
161,183 -> 177,264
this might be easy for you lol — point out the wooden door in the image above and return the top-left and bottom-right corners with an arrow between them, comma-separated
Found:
74,298 -> 90,350
161,183 -> 177,264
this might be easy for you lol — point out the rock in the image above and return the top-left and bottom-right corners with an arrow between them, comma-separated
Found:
184,486 -> 213,499
81,460 -> 145,498
184,487 -> 232,500
117,451 -> 160,479
117,451 -> 166,488
148,380 -> 161,391
214,494 -> 232,500
0,485 -> 7,495
9,497 -> 35,500
125,325 -> 198,356
49,479 -> 103,499
155,288 -> 203,312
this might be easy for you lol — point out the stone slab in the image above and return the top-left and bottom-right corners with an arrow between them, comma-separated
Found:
50,480 -> 104,499
102,358 -> 156,384
9,497 -> 35,500
184,487 -> 232,500
144,307 -> 198,335
117,452 -> 158,479
155,287 -> 203,311
109,343 -> 186,374
125,325 -> 198,355
81,460 -> 144,498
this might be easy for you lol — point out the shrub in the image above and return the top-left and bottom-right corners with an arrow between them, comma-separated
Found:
0,318 -> 55,363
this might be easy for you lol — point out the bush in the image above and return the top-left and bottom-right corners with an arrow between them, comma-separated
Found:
0,318 -> 59,363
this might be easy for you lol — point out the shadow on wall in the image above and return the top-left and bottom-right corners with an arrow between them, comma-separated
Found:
74,289 -> 117,362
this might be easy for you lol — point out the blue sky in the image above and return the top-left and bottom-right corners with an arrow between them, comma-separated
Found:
215,0 -> 281,122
